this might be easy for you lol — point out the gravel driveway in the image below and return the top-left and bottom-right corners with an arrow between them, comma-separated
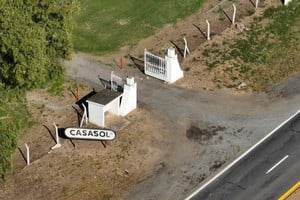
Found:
65,53 -> 300,200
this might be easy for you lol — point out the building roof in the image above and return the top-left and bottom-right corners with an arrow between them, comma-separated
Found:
87,89 -> 122,105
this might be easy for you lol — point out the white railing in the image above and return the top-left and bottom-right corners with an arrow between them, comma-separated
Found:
144,49 -> 167,80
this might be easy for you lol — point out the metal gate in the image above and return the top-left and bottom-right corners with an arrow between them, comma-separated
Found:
110,71 -> 124,92
144,49 -> 167,80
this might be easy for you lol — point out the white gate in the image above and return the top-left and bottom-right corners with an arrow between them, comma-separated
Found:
144,48 -> 183,83
144,49 -> 167,80
111,71 -> 124,92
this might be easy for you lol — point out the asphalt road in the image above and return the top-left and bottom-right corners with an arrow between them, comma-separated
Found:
188,112 -> 300,200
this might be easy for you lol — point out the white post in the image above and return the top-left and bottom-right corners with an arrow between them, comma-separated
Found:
255,0 -> 259,8
80,104 -> 88,127
51,123 -> 61,149
25,143 -> 30,165
284,0 -> 292,5
232,4 -> 236,25
206,19 -> 211,40
183,37 -> 190,58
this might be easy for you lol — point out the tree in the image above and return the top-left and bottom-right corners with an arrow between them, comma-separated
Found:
0,0 -> 75,180
0,0 -> 75,88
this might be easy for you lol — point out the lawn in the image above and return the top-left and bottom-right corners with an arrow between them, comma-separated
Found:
73,0 -> 205,55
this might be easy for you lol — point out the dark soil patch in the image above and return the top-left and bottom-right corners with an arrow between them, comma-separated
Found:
209,160 -> 226,172
186,125 -> 226,142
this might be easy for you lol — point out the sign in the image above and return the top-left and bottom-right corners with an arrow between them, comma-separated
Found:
65,127 -> 116,141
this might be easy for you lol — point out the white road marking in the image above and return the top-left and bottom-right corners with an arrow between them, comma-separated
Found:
185,109 -> 300,200
266,155 -> 289,174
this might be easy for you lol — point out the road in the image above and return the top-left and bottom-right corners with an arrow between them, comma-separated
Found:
188,112 -> 300,200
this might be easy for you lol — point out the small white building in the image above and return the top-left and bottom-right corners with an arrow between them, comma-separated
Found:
86,77 -> 137,127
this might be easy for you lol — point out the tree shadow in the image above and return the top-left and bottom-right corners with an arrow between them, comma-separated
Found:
128,54 -> 145,74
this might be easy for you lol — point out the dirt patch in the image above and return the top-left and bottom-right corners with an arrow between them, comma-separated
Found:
0,82 -> 170,200
186,125 -> 226,142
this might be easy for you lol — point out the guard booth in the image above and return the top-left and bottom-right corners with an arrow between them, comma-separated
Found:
86,76 -> 137,127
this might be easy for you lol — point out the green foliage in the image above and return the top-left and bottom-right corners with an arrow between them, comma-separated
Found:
203,0 -> 300,90
0,86 -> 31,180
0,0 -> 76,180
0,0 -> 75,89
73,0 -> 205,54
228,1 -> 300,66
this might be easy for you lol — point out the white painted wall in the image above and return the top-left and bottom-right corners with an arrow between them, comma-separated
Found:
104,97 -> 120,115
120,77 -> 137,116
165,48 -> 184,83
87,102 -> 105,127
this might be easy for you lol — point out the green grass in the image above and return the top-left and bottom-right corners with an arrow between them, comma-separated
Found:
203,1 -> 300,90
73,0 -> 205,55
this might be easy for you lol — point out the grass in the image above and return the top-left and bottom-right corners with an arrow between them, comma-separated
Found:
203,1 -> 300,90
73,0 -> 205,55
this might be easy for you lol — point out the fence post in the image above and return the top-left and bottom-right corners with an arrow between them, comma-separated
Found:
255,0 -> 259,8
206,19 -> 211,40
120,57 -> 123,69
76,87 -> 79,100
51,123 -> 61,149
232,4 -> 237,25
25,143 -> 30,165
183,37 -> 190,58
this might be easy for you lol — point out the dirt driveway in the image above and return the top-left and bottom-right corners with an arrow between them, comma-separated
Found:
65,52 -> 300,199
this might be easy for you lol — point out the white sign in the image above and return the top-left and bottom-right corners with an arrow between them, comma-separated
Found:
65,127 -> 116,141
